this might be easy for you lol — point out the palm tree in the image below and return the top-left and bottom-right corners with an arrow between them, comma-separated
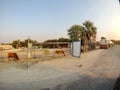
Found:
80,27 -> 88,52
83,21 -> 97,50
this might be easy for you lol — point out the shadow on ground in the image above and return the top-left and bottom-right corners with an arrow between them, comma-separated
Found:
52,75 -> 116,90
114,76 -> 120,90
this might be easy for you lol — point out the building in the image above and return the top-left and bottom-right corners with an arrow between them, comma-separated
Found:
43,42 -> 70,48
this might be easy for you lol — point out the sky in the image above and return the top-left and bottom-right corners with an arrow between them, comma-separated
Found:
0,0 -> 120,43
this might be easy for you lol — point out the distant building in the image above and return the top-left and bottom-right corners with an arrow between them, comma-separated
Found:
0,44 -> 13,50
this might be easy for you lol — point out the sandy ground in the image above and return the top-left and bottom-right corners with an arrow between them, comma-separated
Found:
0,46 -> 120,90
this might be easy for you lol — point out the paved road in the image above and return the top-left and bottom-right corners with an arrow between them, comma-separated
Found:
0,45 -> 120,90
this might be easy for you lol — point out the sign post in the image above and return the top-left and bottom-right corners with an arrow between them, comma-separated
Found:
27,36 -> 32,68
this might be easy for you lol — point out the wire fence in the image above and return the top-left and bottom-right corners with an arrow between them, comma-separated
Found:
0,48 -> 70,66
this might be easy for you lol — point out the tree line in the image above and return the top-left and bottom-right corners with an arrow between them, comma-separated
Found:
110,40 -> 120,45
12,39 -> 39,49
11,38 -> 70,48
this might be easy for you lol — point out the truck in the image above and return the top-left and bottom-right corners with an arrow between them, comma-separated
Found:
100,38 -> 109,49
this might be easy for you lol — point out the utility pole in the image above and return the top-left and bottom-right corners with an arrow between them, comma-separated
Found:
28,36 -> 31,58
27,36 -> 30,68
0,47 -> 3,61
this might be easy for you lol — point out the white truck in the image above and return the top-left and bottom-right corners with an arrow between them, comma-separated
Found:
100,38 -> 109,49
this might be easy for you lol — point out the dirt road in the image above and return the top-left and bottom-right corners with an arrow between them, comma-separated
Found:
0,45 -> 120,90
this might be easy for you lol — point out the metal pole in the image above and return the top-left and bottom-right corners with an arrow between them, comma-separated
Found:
34,47 -> 36,58
27,36 -> 30,68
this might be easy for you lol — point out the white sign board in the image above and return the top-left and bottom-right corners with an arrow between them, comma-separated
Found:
28,43 -> 32,58
72,41 -> 81,58
28,43 -> 32,50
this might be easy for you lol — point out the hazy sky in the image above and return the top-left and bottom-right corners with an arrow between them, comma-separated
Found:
0,0 -> 120,43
